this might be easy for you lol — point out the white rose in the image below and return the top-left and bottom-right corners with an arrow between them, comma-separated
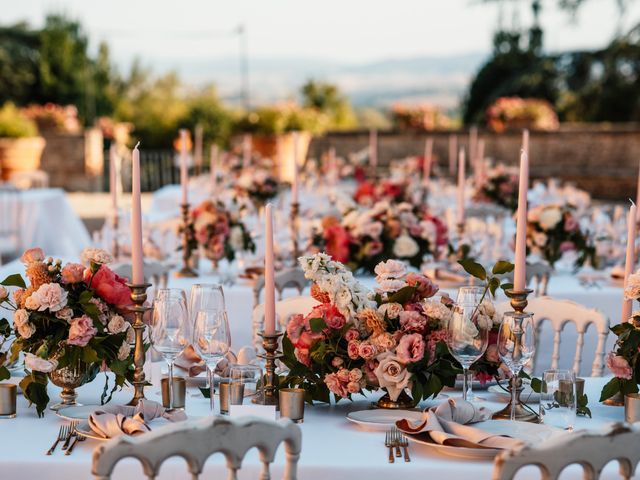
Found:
24,353 -> 58,373
117,340 -> 132,361
392,235 -> 420,258
18,322 -> 36,339
538,207 -> 563,230
107,314 -> 128,334
374,351 -> 410,401
229,226 -> 245,251
14,309 -> 29,327
0,286 -> 7,300
422,299 -> 452,327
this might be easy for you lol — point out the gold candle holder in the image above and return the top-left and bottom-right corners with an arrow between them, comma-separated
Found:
290,202 -> 300,265
252,331 -> 283,408
175,203 -> 198,278
126,282 -> 152,406
492,288 -> 539,422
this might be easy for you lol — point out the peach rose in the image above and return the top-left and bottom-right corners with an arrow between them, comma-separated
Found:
358,341 -> 377,360
17,322 -> 36,339
336,368 -> 350,383
21,248 -> 45,264
347,341 -> 360,360
345,328 -> 360,342
61,263 -> 86,284
67,315 -> 97,347
374,351 -> 410,401
347,381 -> 361,394
349,368 -> 363,382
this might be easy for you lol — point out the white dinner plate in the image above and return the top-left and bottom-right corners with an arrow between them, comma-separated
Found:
56,405 -> 102,421
405,420 -> 562,460
346,409 -> 424,431
75,421 -> 108,441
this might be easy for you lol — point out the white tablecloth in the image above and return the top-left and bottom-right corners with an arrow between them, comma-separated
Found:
0,374 -> 631,479
8,189 -> 90,259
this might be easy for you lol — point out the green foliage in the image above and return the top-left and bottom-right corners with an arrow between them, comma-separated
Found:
234,104 -> 329,136
0,102 -> 38,138
300,80 -> 358,130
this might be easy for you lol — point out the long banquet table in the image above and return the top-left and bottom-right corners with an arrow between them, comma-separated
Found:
0,373 -> 631,479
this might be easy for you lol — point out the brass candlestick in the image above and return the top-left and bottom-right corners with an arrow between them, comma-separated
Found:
126,282 -> 151,406
492,288 -> 538,422
290,202 -> 300,265
175,203 -> 198,278
252,331 -> 283,408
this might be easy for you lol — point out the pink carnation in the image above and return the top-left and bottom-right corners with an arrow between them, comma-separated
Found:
324,373 -> 348,398
606,352 -> 633,380
67,315 -> 97,347
406,272 -> 439,299
84,265 -> 133,308
61,263 -> 86,284
396,333 -> 425,364
399,310 -> 427,332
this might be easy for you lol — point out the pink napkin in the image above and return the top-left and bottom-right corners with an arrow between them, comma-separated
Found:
396,398 -> 523,450
174,346 -> 237,377
88,399 -> 187,439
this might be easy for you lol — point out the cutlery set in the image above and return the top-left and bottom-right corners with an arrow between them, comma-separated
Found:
385,427 -> 410,463
46,421 -> 85,456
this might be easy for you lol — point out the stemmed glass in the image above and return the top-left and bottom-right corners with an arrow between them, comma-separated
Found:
193,309 -> 231,412
447,293 -> 490,402
497,311 -> 536,421
151,289 -> 189,410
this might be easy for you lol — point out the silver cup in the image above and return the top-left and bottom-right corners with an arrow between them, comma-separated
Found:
161,376 -> 186,409
279,388 -> 305,423
625,393 -> 640,423
220,380 -> 245,414
576,378 -> 585,399
0,384 -> 16,418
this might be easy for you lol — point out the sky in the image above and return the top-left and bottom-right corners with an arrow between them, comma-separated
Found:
3,0 -> 638,106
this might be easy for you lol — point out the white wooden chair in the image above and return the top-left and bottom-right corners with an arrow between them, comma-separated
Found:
252,296 -> 319,351
497,296 -> 610,376
92,416 -> 302,480
504,262 -> 554,297
252,268 -> 308,308
493,423 -> 640,480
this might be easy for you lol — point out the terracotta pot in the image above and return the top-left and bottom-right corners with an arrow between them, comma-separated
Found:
0,137 -> 46,181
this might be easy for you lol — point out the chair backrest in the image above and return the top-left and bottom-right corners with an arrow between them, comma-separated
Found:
493,423 -> 640,480
252,296 -> 319,351
503,262 -> 553,297
0,184 -> 22,263
111,261 -> 170,292
9,170 -> 49,189
253,268 -> 308,307
92,416 -> 302,480
496,296 -> 610,376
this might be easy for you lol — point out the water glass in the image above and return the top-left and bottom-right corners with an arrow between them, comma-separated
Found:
540,369 -> 576,430
230,364 -> 262,401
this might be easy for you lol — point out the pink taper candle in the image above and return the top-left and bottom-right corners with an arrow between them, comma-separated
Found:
291,131 -> 299,204
242,134 -> 251,169
449,134 -> 457,176
522,129 -> 529,159
369,129 -> 377,169
131,142 -> 144,284
635,159 -> 640,220
109,144 -> 117,213
622,202 -> 637,322
210,144 -> 218,193
264,203 -> 276,334
457,148 -> 466,225
179,129 -> 188,205
423,137 -> 433,186
513,149 -> 529,291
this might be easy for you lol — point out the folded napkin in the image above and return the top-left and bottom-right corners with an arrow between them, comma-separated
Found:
88,399 -> 187,439
424,268 -> 467,284
174,346 -> 237,377
396,398 -> 523,450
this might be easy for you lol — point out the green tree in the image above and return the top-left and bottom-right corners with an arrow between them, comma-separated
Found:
300,80 -> 357,129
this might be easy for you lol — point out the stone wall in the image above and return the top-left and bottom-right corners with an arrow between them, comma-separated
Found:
40,128 -> 103,191
308,126 -> 640,201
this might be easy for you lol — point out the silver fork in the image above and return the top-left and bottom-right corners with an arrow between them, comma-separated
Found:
392,428 -> 401,457
65,434 -> 86,456
394,427 -> 410,462
384,430 -> 395,463
62,421 -> 78,450
46,425 -> 68,455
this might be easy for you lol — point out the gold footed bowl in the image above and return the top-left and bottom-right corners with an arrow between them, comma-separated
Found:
48,360 -> 99,411
376,390 -> 414,409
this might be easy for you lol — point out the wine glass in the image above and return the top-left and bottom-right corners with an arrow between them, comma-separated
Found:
447,299 -> 490,401
151,289 -> 189,410
193,309 -> 231,412
497,311 -> 536,421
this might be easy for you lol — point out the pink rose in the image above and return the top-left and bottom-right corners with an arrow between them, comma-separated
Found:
406,273 -> 439,299
331,357 -> 344,368
349,368 -> 363,382
61,263 -> 86,284
345,328 -> 360,342
358,341 -> 377,360
286,314 -> 306,346
21,248 -> 45,264
475,371 -> 493,386
336,368 -> 350,383
486,344 -> 500,363
306,303 -> 346,331
364,359 -> 379,385
30,283 -> 68,312
606,352 -> 633,380
84,265 -> 133,308
295,348 -> 311,367
399,310 -> 427,332
426,329 -> 448,365
347,381 -> 361,394
297,330 -> 323,350
67,315 -> 98,346
559,241 -> 576,253
347,341 -> 360,360
396,333 -> 425,364
324,373 -> 348,398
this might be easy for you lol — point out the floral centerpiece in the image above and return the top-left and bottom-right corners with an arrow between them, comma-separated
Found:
191,199 -> 255,263
474,164 -> 519,212
353,179 -> 409,206
236,168 -> 280,209
0,248 -> 137,416
309,201 -> 448,275
600,270 -> 640,402
526,204 -> 596,268
280,254 -> 460,406
486,97 -> 559,132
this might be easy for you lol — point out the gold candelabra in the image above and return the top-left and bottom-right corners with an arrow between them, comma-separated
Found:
175,203 -> 198,278
126,282 -> 151,406
252,331 -> 283,408
492,288 -> 539,422
290,202 -> 300,265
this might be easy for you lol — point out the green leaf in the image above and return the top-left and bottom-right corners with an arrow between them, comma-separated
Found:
500,282 -> 514,292
309,317 -> 327,333
0,366 -> 9,382
458,259 -> 486,280
599,377 -> 621,402
488,277 -> 500,297
386,286 -> 417,305
492,260 -> 515,275
1,274 -> 25,289
82,347 -> 99,364
24,380 -> 49,417
530,377 -> 542,393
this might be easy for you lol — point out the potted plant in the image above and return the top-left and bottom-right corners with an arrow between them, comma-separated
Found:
0,103 -> 46,181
